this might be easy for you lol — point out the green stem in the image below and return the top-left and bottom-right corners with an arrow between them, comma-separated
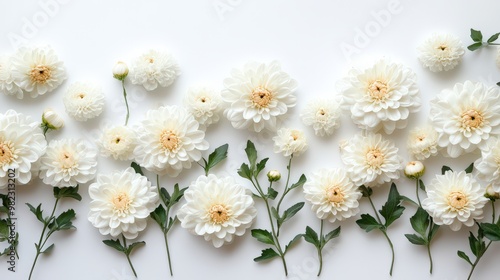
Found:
367,194 -> 394,276
122,80 -> 130,126
467,241 -> 493,280
122,235 -> 138,277
367,194 -> 383,225
492,200 -> 496,224
427,242 -> 433,274
276,156 -> 293,237
317,220 -> 324,276
157,174 -> 174,275
415,179 -> 422,207
42,125 -> 49,137
163,231 -> 173,276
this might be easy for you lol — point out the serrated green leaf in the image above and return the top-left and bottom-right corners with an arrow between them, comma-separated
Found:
150,205 -> 167,229
405,234 -> 426,245
457,250 -> 473,265
26,203 -> 44,223
244,140 -> 258,169
205,144 -> 229,173
130,162 -> 144,176
468,42 -> 483,51
464,163 -> 474,174
468,231 -> 484,257
303,226 -> 320,247
251,229 -> 275,245
53,186 -> 82,201
255,158 -> 269,176
410,207 -> 429,237
267,187 -> 278,200
285,233 -> 302,253
480,223 -> 500,241
289,174 -> 307,190
470,28 -> 483,42
254,248 -> 279,262
488,32 -> 500,43
441,165 -> 452,175
380,183 -> 405,228
419,179 -> 426,191
126,241 -> 146,255
281,202 -> 304,224
103,239 -> 124,252
356,214 -> 382,232
359,185 -> 372,197
237,163 -> 252,180
324,226 -> 341,244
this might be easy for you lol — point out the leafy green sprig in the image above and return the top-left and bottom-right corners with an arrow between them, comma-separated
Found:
27,186 -> 81,280
238,140 -> 305,276
103,237 -> 144,277
302,220 -> 341,276
0,194 -> 18,259
468,29 -> 500,51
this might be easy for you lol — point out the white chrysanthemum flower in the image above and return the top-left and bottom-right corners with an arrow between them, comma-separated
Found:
338,59 -> 421,134
430,81 -> 500,158
134,106 -> 209,177
303,168 -> 362,222
129,49 -> 180,91
340,132 -> 403,187
0,110 -> 46,188
475,137 -> 500,193
42,108 -> 64,130
10,46 -> 66,98
39,138 -> 97,187
300,97 -> 341,136
407,125 -> 439,160
273,128 -> 308,157
99,125 -> 137,161
417,33 -> 465,72
178,174 -> 257,248
184,86 -> 222,129
422,170 -> 488,231
0,56 -> 23,98
88,167 -> 159,239
222,61 -> 297,132
63,81 -> 105,121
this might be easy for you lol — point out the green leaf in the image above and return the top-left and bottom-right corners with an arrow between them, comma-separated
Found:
255,158 -> 269,176
285,234 -> 302,253
409,207 -> 429,237
464,163 -> 474,174
50,209 -> 76,231
160,187 -> 171,205
130,162 -> 144,176
251,229 -> 275,245
125,241 -> 146,255
457,250 -> 473,266
405,234 -> 426,245
418,179 -> 426,191
26,203 -> 44,223
267,187 -> 278,200
103,239 -> 125,252
289,174 -> 307,190
468,42 -> 483,51
53,186 -> 82,201
429,223 -> 440,241
400,195 -> 418,207
356,214 -> 382,232
169,184 -> 187,207
281,202 -> 304,224
359,185 -> 372,197
324,226 -> 341,244
0,220 -> 8,242
497,82 -> 500,87
441,165 -> 452,175
487,32 -> 500,43
470,28 -> 483,42
205,144 -> 229,173
150,205 -> 167,229
41,243 -> 55,254
254,248 -> 279,262
480,223 -> 500,241
244,140 -> 258,169
237,163 -> 252,180
303,226 -> 320,247
379,183 -> 405,228
271,207 -> 279,220
468,231 -> 484,257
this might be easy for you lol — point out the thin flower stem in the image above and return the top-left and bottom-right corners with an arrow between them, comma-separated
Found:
276,156 -> 293,214
163,231 -> 173,276
122,80 -> 130,126
492,201 -> 496,223
415,179 -> 422,207
317,219 -> 324,276
42,125 -> 49,137
367,194 -> 394,276
427,242 -> 433,274
156,174 -> 175,276
367,194 -> 383,225
122,235 -> 138,277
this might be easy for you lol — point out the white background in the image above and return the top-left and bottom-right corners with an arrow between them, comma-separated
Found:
1,0 -> 500,279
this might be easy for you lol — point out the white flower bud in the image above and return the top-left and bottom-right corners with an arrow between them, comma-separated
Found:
267,170 -> 281,182
42,108 -> 64,130
113,61 -> 129,81
404,161 -> 425,179
485,184 -> 500,200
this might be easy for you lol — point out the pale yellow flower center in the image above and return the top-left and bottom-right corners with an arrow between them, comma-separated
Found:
316,108 -> 327,117
291,130 -> 301,141
59,151 -> 77,170
251,86 -> 272,108
160,130 -> 179,151
438,45 -> 447,51
326,186 -> 344,204
368,80 -> 389,100
112,192 -> 131,213
30,65 -> 51,84
199,96 -> 207,103
366,148 -> 385,168
447,191 -> 468,210
77,93 -> 86,99
461,109 -> 484,130
0,141 -> 14,166
114,137 -> 121,144
147,57 -> 154,63
209,204 -> 229,224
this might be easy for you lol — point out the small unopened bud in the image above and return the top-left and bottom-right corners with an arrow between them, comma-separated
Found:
267,170 -> 281,182
42,108 -> 64,130
485,184 -> 500,200
404,161 -> 425,179
113,61 -> 129,81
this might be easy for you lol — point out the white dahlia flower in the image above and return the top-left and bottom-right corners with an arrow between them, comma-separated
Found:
0,56 -> 23,98
407,124 -> 440,160
222,61 -> 297,132
10,46 -> 66,98
184,86 -> 222,129
88,167 -> 159,239
338,59 -> 421,134
39,138 -> 97,187
0,110 -> 46,188
430,81 -> 500,158
475,138 -> 500,193
134,106 -> 209,177
273,128 -> 308,157
300,97 -> 341,136
303,168 -> 362,222
178,174 -> 257,248
63,81 -> 105,121
422,170 -> 488,231
417,33 -> 465,72
129,49 -> 180,91
99,125 -> 137,161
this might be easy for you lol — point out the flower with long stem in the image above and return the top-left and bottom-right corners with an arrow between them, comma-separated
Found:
113,61 -> 130,126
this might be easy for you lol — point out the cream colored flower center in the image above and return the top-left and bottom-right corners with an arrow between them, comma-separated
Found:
59,151 -> 77,169
251,86 -> 272,108
77,93 -> 86,99
30,65 -> 51,84
199,96 -> 208,103
368,80 -> 389,100
438,45 -> 447,51
461,109 -> 484,130
366,148 -> 385,168
326,186 -> 344,203
114,137 -> 121,144
316,108 -> 327,117
417,135 -> 426,142
147,57 -> 154,63
209,204 -> 229,224
160,130 -> 179,151
112,192 -> 131,213
447,191 -> 468,210
291,130 -> 301,141
0,141 -> 14,166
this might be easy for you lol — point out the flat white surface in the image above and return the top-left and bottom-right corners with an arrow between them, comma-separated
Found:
1,0 -> 500,279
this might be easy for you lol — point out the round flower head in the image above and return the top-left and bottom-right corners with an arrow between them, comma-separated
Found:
134,105 -> 209,177
404,161 -> 425,179
417,33 -> 465,72
303,168 -> 362,222
129,49 -> 180,91
430,81 -> 500,158
10,46 -> 66,98
222,61 -> 297,132
340,132 -> 403,187
0,110 -> 47,188
273,128 -> 308,157
63,81 -> 105,121
184,86 -> 222,130
39,138 -> 97,187
407,124 -> 439,160
99,125 -> 137,161
42,108 -> 64,130
88,167 -> 159,239
112,61 -> 129,81
178,174 -> 257,248
475,138 -> 500,193
300,97 -> 341,137
338,59 -> 420,134
0,56 -> 23,98
422,170 -> 488,231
